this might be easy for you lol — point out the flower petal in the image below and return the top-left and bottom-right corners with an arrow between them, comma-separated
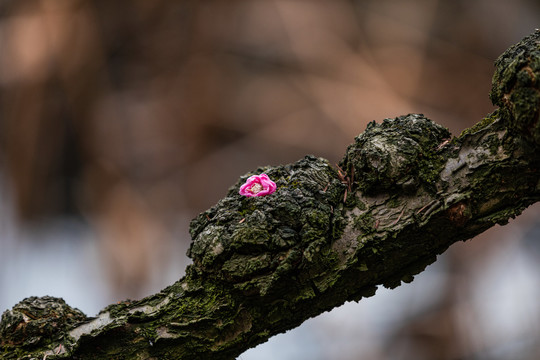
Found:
239,173 -> 276,197
259,174 -> 277,192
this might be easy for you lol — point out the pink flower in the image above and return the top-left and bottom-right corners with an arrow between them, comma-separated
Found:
239,173 -> 277,197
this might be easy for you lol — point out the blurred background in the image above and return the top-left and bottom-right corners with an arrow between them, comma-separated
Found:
0,0 -> 539,359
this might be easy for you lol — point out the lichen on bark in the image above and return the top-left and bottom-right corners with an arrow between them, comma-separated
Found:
187,155 -> 345,297
340,113 -> 451,194
490,29 -> 540,147
0,297 -> 86,359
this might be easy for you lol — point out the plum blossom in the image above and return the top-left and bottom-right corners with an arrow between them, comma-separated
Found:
239,173 -> 276,197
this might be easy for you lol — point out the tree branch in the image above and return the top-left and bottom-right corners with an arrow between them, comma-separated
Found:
2,30 -> 540,360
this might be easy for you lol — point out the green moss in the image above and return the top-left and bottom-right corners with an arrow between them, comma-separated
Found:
459,110 -> 500,138
312,268 -> 340,293
302,238 -> 327,262
356,200 -> 367,211
104,300 -> 133,318
231,226 -> 270,251
292,287 -> 316,302
510,87 -> 540,139
490,30 -> 540,107
303,209 -> 329,229
221,253 -> 273,280
386,196 -> 401,208
486,133 -> 502,155
489,30 -> 540,146
330,211 -> 346,241
0,296 -> 87,355
416,150 -> 446,189
288,179 -> 301,189
340,114 -> 450,195
353,213 -> 375,234
168,283 -> 232,324
238,203 -> 258,217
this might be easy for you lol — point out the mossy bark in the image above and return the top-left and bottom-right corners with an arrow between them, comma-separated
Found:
2,30 -> 540,360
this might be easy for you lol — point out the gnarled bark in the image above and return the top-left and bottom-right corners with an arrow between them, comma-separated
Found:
1,30 -> 540,360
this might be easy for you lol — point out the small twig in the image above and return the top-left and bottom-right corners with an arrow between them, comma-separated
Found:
336,164 -> 347,182
392,208 -> 405,225
436,138 -> 451,151
416,200 -> 437,215
335,164 -> 353,202
416,203 -> 430,215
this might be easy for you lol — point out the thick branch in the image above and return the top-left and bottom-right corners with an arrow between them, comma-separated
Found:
2,30 -> 540,360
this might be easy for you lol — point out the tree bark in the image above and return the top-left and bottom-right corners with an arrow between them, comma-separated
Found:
2,30 -> 540,360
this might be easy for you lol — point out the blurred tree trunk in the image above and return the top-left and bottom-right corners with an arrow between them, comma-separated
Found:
1,31 -> 539,360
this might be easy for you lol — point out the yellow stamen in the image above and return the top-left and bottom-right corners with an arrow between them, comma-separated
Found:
250,183 -> 263,194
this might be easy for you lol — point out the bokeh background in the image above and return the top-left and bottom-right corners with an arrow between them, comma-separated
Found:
1,1 -> 539,359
